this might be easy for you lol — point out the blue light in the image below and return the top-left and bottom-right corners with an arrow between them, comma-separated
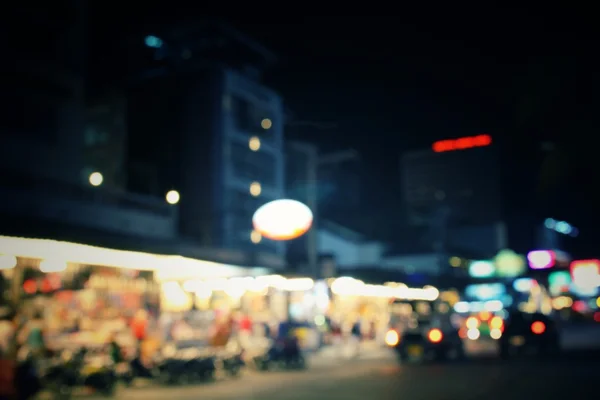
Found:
144,35 -> 163,48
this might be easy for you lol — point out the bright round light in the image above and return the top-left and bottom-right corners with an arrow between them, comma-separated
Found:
385,330 -> 399,347
252,199 -> 313,241
467,328 -> 480,340
261,118 -> 272,130
428,329 -> 443,343
249,136 -> 261,151
0,254 -> 17,270
88,172 -> 103,187
250,182 -> 262,197
166,190 -> 180,205
465,317 -> 479,329
490,328 -> 502,340
250,230 -> 262,244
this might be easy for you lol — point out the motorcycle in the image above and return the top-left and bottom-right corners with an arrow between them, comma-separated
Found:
156,345 -> 217,385
51,348 -> 118,398
254,336 -> 306,371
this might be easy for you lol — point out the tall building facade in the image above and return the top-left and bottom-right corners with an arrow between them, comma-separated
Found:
402,145 -> 502,226
127,24 -> 286,265
401,139 -> 504,257
0,2 -> 180,245
220,69 -> 286,256
84,93 -> 128,190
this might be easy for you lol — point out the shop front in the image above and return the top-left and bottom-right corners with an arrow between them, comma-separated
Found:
0,235 -> 270,362
323,278 -> 441,347
156,274 -> 320,353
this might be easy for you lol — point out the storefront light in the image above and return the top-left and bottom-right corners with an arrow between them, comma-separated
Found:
396,285 -> 439,301
182,280 -> 199,292
225,277 -> 249,298
0,254 -> 17,270
0,235 -> 259,280
283,278 -> 314,292
161,282 -> 189,310
39,259 -> 67,273
331,277 -> 365,295
256,274 -> 287,289
195,286 -> 212,300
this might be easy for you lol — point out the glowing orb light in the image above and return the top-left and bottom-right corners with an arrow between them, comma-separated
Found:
252,199 -> 313,241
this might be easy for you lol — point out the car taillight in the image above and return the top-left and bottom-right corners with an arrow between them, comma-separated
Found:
385,329 -> 399,346
531,321 -> 546,335
428,328 -> 443,343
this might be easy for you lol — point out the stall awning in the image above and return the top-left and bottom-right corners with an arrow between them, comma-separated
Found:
0,235 -> 269,279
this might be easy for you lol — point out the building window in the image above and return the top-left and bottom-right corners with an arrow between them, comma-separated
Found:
84,128 -> 109,147
231,95 -> 274,139
230,141 -> 277,187
227,189 -> 264,214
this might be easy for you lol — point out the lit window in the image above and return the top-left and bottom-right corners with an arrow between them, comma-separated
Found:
250,182 -> 261,197
261,118 -> 272,130
249,136 -> 261,151
250,230 -> 262,244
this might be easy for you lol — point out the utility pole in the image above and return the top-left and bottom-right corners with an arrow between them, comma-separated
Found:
289,141 -> 359,279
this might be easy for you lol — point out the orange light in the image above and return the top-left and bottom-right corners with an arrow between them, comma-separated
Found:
466,316 -> 479,329
458,327 -> 467,339
432,134 -> 492,153
385,329 -> 400,347
428,328 -> 443,343
531,321 -> 546,335
490,316 -> 503,330
479,311 -> 491,321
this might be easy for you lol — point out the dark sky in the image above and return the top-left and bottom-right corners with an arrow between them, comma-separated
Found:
85,6 -> 598,252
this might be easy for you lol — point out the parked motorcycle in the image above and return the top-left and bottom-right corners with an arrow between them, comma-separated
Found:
156,345 -> 217,385
254,336 -> 306,371
51,348 -> 118,398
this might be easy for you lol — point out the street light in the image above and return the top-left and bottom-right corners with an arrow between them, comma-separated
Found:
166,190 -> 180,205
89,172 -> 103,187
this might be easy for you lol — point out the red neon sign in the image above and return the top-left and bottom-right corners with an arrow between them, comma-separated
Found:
570,259 -> 600,282
432,134 -> 492,153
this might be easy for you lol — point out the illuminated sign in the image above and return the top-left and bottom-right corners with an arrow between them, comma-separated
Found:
513,278 -> 535,293
465,283 -> 505,300
252,199 -> 313,241
548,271 -> 572,296
527,250 -> 555,269
570,260 -> 600,291
494,249 -> 526,277
468,260 -> 495,278
432,134 -> 492,153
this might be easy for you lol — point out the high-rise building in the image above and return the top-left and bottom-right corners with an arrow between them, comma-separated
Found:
402,144 -> 502,226
126,22 -> 286,266
401,136 -> 504,257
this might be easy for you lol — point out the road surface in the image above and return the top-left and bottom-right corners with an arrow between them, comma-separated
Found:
89,350 -> 599,400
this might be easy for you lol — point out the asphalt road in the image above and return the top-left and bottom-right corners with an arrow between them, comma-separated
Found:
90,350 -> 599,400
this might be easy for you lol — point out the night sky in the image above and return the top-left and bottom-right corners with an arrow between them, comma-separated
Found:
61,5 -> 600,254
